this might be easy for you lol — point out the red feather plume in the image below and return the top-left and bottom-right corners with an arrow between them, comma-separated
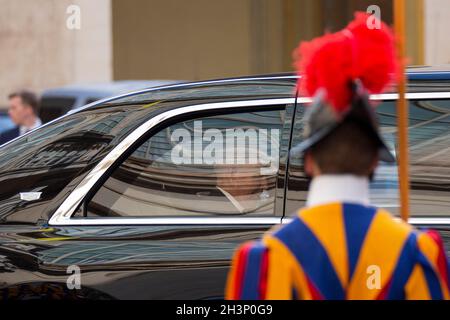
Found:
293,12 -> 398,113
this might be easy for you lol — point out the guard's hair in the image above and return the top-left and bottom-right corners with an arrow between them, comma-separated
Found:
310,120 -> 379,176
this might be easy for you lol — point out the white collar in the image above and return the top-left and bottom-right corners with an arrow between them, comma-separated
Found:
306,174 -> 370,207
20,118 -> 42,135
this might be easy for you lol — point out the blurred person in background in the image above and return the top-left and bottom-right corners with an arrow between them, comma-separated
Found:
0,90 -> 41,145
215,164 -> 272,215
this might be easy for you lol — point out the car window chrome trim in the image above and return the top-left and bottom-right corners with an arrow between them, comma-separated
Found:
49,98 -> 295,226
58,217 -> 283,226
407,217 -> 450,225
281,217 -> 450,225
297,92 -> 450,104
370,92 -> 450,100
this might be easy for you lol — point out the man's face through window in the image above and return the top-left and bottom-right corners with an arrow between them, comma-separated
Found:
216,165 -> 268,198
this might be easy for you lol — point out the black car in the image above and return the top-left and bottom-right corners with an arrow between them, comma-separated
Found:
0,67 -> 449,299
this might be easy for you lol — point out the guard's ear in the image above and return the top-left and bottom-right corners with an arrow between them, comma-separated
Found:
304,151 -> 316,177
371,155 -> 379,172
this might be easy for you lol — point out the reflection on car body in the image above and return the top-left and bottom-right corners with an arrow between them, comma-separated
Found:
0,67 -> 450,299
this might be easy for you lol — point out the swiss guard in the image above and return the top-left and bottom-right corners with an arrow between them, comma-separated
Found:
226,13 -> 449,300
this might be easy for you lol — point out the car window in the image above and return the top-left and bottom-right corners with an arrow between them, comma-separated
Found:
0,105 -> 160,224
377,99 -> 450,216
286,98 -> 450,217
86,108 -> 288,218
408,99 -> 450,216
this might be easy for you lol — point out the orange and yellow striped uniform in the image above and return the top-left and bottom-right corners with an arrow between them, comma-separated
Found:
226,202 -> 449,300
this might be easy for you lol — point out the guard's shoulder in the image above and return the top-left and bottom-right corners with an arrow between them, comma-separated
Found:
376,209 -> 446,262
416,229 -> 449,294
234,239 -> 268,258
265,213 -> 305,248
419,229 -> 445,249
416,229 -> 447,262
227,240 -> 270,300
372,208 -> 414,236
271,213 -> 300,233
234,216 -> 303,256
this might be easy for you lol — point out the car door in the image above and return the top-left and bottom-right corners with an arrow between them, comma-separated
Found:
33,98 -> 296,300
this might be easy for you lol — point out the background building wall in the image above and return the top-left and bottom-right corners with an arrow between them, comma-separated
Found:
0,0 -> 449,110
0,0 -> 112,107
405,0 -> 425,65
425,0 -> 450,65
110,0 -> 399,81
111,0 -> 272,81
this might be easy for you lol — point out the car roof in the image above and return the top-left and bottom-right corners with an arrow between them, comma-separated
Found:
68,65 -> 450,116
406,65 -> 450,79
193,65 -> 450,81
122,65 -> 450,95
41,80 -> 183,98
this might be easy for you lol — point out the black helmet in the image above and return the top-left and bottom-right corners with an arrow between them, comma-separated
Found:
290,80 -> 395,163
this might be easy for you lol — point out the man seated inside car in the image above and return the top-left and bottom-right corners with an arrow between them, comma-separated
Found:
214,163 -> 273,215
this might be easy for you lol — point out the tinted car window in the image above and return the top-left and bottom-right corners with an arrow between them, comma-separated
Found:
0,105 -> 160,224
376,99 -> 450,216
86,108 -> 287,218
286,99 -> 450,217
408,99 -> 450,216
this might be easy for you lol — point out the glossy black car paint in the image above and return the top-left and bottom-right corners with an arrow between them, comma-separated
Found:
0,70 -> 450,299
0,224 -> 271,299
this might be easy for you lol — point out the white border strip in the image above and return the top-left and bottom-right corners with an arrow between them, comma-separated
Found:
282,217 -> 450,225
